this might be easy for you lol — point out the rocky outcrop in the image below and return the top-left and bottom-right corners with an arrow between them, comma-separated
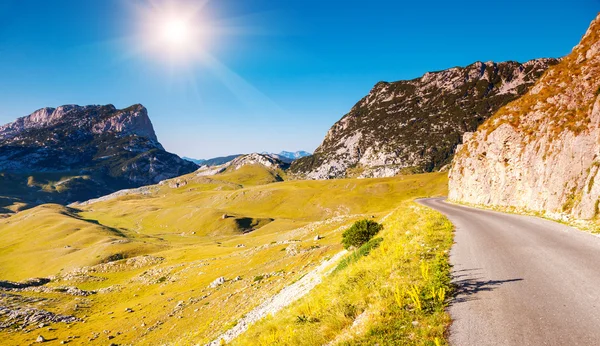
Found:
229,153 -> 289,171
290,59 -> 558,179
449,14 -> 600,220
0,104 -> 197,206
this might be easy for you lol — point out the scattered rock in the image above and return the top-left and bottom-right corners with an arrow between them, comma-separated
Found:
209,277 -> 225,288
314,235 -> 322,241
0,304 -> 80,329
206,250 -> 347,345
36,335 -> 46,343
286,244 -> 299,256
168,178 -> 187,189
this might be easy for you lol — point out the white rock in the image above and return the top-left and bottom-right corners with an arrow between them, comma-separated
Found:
209,277 -> 225,288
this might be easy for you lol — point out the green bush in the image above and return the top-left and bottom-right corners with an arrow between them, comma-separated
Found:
341,219 -> 383,249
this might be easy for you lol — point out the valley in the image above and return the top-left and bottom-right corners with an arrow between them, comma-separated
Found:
0,164 -> 450,345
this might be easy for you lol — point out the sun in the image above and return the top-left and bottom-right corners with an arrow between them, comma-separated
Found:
161,17 -> 191,47
135,1 -> 210,64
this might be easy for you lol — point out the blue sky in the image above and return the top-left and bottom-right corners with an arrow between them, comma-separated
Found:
0,0 -> 597,158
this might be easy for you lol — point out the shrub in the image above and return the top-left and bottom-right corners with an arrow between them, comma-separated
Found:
341,219 -> 383,249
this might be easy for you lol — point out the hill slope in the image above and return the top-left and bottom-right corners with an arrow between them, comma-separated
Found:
291,58 -> 558,179
0,104 -> 197,211
449,14 -> 600,221
0,166 -> 448,345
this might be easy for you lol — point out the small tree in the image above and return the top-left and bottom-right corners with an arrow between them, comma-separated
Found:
341,219 -> 383,249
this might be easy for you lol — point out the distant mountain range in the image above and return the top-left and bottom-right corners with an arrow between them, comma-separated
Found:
262,151 -> 311,163
183,154 -> 242,166
181,157 -> 206,165
0,104 -> 197,211
183,151 -> 311,166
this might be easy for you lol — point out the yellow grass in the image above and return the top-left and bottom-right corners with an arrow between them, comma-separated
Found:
0,167 -> 449,345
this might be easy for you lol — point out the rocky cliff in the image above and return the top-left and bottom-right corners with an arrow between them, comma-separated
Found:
0,104 -> 197,207
290,58 -> 558,179
449,14 -> 600,220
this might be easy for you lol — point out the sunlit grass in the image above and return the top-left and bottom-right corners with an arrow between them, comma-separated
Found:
0,168 -> 449,345
232,202 -> 453,346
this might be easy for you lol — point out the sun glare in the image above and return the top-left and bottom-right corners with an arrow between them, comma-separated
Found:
161,18 -> 191,47
135,1 -> 210,65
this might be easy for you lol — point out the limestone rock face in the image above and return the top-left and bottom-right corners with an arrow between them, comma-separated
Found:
0,104 -> 158,142
450,14 -> 600,220
0,104 -> 197,205
290,58 -> 558,179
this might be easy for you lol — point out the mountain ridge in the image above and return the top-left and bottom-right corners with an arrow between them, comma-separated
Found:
183,151 -> 310,166
290,58 -> 559,179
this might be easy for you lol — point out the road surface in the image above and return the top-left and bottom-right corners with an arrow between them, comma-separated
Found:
418,198 -> 600,346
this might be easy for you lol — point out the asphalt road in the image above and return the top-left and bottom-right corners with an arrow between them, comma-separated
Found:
418,198 -> 600,346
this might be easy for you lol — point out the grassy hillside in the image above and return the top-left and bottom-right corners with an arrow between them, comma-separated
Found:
0,167 -> 449,345
231,203 -> 453,346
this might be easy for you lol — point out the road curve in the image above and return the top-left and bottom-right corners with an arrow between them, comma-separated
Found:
418,198 -> 600,346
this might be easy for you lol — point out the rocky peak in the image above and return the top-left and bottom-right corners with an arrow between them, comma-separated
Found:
0,103 -> 197,208
0,104 -> 158,142
291,57 -> 558,179
90,104 -> 158,142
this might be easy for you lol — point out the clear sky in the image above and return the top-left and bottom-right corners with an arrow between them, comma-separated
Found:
0,0 -> 597,158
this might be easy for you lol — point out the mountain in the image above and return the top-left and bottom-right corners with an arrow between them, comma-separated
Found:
279,150 -> 311,159
182,156 -> 206,165
271,150 -> 311,163
203,154 -> 243,166
450,14 -> 600,221
0,104 -> 197,210
183,155 -> 242,166
230,153 -> 289,171
290,58 -> 559,179
184,152 -> 309,167
260,151 -> 311,163
182,155 -> 244,166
